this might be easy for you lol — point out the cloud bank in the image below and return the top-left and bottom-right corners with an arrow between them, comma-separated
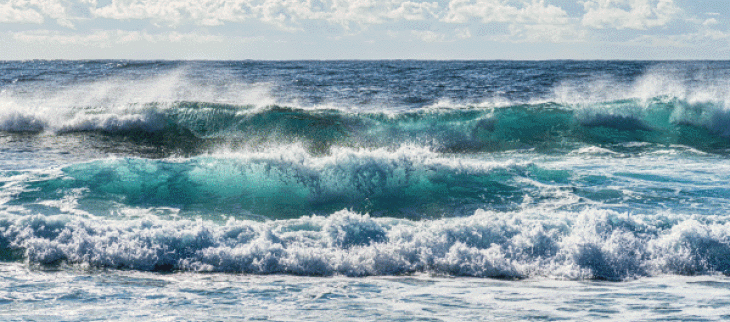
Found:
0,0 -> 727,59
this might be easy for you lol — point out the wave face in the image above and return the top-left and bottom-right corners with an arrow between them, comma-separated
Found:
2,60 -> 730,280
3,146 -> 557,219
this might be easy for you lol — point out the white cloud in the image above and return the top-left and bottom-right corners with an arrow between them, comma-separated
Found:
442,0 -> 569,24
390,27 -> 474,43
455,27 -> 471,39
0,2 -> 44,24
1,0 -> 728,59
12,29 -> 226,46
385,1 -> 439,21
701,28 -> 730,41
13,30 -> 115,46
507,23 -> 587,42
85,0 -> 443,30
90,0 -> 186,23
32,0 -> 73,27
520,0 -> 571,24
0,0 -> 73,27
320,0 -> 389,28
581,0 -> 681,30
626,28 -> 730,48
0,0 -> 445,34
411,30 -> 445,42
441,0 -> 581,43
164,31 -> 227,43
702,18 -> 718,27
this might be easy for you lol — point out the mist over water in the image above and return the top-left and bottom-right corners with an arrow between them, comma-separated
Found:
2,60 -> 730,320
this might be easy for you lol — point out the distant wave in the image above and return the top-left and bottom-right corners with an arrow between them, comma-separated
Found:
2,98 -> 730,153
3,62 -> 730,154
2,208 -> 730,280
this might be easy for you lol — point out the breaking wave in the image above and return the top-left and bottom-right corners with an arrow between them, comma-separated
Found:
1,209 -> 730,280
2,63 -> 730,154
1,98 -> 730,154
3,145 -> 567,220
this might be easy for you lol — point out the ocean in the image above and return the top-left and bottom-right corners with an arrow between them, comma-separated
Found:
1,60 -> 730,320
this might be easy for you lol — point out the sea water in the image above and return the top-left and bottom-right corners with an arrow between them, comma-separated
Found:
1,60 -> 730,320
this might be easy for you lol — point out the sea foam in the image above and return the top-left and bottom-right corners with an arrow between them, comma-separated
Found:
2,208 -> 730,280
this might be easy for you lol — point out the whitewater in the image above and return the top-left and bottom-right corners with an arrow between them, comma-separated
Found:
2,60 -> 730,320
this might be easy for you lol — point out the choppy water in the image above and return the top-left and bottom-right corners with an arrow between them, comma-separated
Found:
2,60 -> 730,320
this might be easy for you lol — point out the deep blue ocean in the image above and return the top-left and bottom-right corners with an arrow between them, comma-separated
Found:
2,60 -> 730,320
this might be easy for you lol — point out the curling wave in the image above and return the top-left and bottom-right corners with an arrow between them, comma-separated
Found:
5,146 -> 567,219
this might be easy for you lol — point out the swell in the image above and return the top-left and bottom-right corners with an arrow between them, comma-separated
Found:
2,98 -> 730,154
1,209 -> 730,280
5,146 -> 562,220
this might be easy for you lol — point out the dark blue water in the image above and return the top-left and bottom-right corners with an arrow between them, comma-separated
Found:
0,60 -> 676,108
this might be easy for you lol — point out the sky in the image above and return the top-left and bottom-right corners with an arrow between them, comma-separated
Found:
0,0 -> 728,60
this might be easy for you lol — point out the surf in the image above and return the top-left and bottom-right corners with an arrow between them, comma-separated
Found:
1,208 -> 730,280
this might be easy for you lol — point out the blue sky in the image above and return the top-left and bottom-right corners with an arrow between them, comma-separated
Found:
0,0 -> 727,59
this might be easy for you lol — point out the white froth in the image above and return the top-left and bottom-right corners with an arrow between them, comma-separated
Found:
0,68 -> 277,133
2,207 -> 730,280
551,65 -> 730,137
423,97 -> 516,110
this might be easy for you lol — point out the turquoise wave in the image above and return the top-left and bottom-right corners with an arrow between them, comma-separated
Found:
9,151 -> 564,220
141,99 -> 730,154
2,98 -> 730,154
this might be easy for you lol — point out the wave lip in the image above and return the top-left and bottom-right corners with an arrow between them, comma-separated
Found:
58,110 -> 169,134
2,209 -> 730,280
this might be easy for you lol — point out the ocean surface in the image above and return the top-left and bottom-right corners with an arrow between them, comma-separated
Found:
1,60 -> 730,320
